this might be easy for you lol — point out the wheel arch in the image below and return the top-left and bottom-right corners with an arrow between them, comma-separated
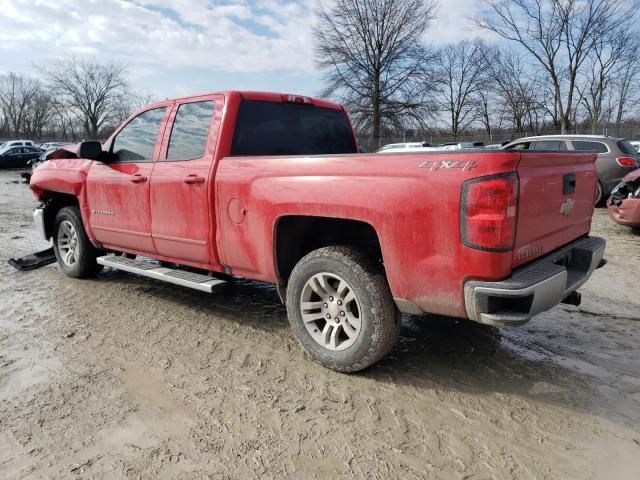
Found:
41,192 -> 81,240
273,215 -> 385,297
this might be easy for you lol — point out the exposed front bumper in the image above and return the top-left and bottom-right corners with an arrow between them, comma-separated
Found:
464,236 -> 606,326
608,199 -> 640,227
33,207 -> 48,241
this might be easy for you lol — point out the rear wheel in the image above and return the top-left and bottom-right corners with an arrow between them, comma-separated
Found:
286,246 -> 400,372
53,206 -> 102,278
595,181 -> 604,207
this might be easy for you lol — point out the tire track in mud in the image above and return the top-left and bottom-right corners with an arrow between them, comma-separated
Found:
1,171 -> 640,479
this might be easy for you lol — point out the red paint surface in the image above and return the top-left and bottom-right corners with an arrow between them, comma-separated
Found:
30,91 -> 598,319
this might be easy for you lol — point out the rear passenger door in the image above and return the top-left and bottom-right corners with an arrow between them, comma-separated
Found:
150,95 -> 222,265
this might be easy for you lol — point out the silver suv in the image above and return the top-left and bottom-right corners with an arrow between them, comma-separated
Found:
503,135 -> 639,204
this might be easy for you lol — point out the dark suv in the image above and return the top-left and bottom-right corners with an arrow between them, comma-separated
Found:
503,135 -> 639,204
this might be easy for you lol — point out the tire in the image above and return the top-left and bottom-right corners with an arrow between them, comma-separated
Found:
286,246 -> 400,373
52,206 -> 102,278
595,181 -> 604,207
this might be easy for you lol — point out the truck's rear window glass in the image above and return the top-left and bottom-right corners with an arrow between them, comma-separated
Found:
112,107 -> 166,162
167,101 -> 215,160
572,141 -> 608,153
231,101 -> 357,156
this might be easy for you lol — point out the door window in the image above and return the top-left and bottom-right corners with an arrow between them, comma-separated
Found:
572,141 -> 608,153
166,100 -> 215,160
111,107 -> 166,162
505,142 -> 531,150
531,140 -> 567,151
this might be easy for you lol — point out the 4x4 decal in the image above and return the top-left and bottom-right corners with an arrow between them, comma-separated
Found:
418,159 -> 478,172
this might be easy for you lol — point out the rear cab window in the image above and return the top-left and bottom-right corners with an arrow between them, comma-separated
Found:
231,100 -> 357,156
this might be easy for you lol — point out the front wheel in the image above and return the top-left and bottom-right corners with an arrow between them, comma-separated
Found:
286,246 -> 400,372
53,206 -> 102,278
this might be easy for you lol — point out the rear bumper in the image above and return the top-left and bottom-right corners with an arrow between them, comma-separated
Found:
464,236 -> 606,326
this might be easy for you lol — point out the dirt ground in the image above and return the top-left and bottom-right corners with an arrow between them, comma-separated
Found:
0,169 -> 639,480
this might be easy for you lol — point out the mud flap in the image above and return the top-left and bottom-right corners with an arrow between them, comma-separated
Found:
8,247 -> 56,271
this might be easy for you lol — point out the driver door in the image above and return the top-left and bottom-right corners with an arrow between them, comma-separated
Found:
86,103 -> 172,253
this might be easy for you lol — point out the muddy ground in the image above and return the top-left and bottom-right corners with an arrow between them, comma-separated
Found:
0,169 -> 639,480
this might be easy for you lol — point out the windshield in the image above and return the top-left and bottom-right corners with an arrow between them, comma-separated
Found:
231,101 -> 357,156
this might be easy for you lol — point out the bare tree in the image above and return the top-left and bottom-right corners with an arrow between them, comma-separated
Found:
44,58 -> 128,139
314,0 -> 438,143
483,48 -> 549,136
434,40 -> 488,138
577,11 -> 639,133
475,0 -> 632,133
0,73 -> 40,137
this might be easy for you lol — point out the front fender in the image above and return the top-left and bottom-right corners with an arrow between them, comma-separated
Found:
30,159 -> 98,245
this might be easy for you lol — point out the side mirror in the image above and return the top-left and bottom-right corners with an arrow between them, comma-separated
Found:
79,141 -> 103,160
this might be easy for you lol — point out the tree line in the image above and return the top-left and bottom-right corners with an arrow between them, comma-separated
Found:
315,0 -> 640,145
0,58 -> 154,142
3,0 -> 639,146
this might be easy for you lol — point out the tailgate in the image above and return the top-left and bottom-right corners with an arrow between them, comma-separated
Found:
513,151 -> 597,268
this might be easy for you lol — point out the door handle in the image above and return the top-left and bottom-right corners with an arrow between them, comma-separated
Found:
130,174 -> 148,183
184,175 -> 205,184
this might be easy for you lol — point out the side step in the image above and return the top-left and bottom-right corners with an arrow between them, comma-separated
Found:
97,255 -> 226,293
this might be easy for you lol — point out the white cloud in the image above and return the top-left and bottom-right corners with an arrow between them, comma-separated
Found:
0,0 -> 319,73
424,0 -> 498,44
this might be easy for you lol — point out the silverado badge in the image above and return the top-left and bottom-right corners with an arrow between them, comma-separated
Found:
560,198 -> 575,216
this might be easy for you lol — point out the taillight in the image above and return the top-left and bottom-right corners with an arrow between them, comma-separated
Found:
461,172 -> 519,252
616,156 -> 638,167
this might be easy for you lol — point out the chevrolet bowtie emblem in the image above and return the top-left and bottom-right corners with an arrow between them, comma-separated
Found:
560,198 -> 575,216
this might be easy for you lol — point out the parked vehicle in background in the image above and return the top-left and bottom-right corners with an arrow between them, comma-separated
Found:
503,135 -> 639,205
377,141 -> 433,152
29,91 -> 605,372
377,141 -> 486,154
0,140 -> 35,155
608,169 -> 640,227
37,142 -> 74,151
442,142 -> 485,149
0,146 -> 43,168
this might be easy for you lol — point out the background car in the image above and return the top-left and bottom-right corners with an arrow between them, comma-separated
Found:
377,141 -> 433,152
0,140 -> 35,155
503,135 -> 639,205
37,141 -> 73,151
0,146 -> 43,169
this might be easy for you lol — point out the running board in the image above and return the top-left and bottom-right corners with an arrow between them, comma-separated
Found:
97,255 -> 227,293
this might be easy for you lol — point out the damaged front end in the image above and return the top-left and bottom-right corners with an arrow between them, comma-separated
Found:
608,169 -> 640,227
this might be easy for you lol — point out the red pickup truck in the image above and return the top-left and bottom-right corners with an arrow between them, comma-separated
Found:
29,91 -> 605,372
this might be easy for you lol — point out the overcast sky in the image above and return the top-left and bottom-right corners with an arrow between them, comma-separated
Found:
0,0 -> 491,99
